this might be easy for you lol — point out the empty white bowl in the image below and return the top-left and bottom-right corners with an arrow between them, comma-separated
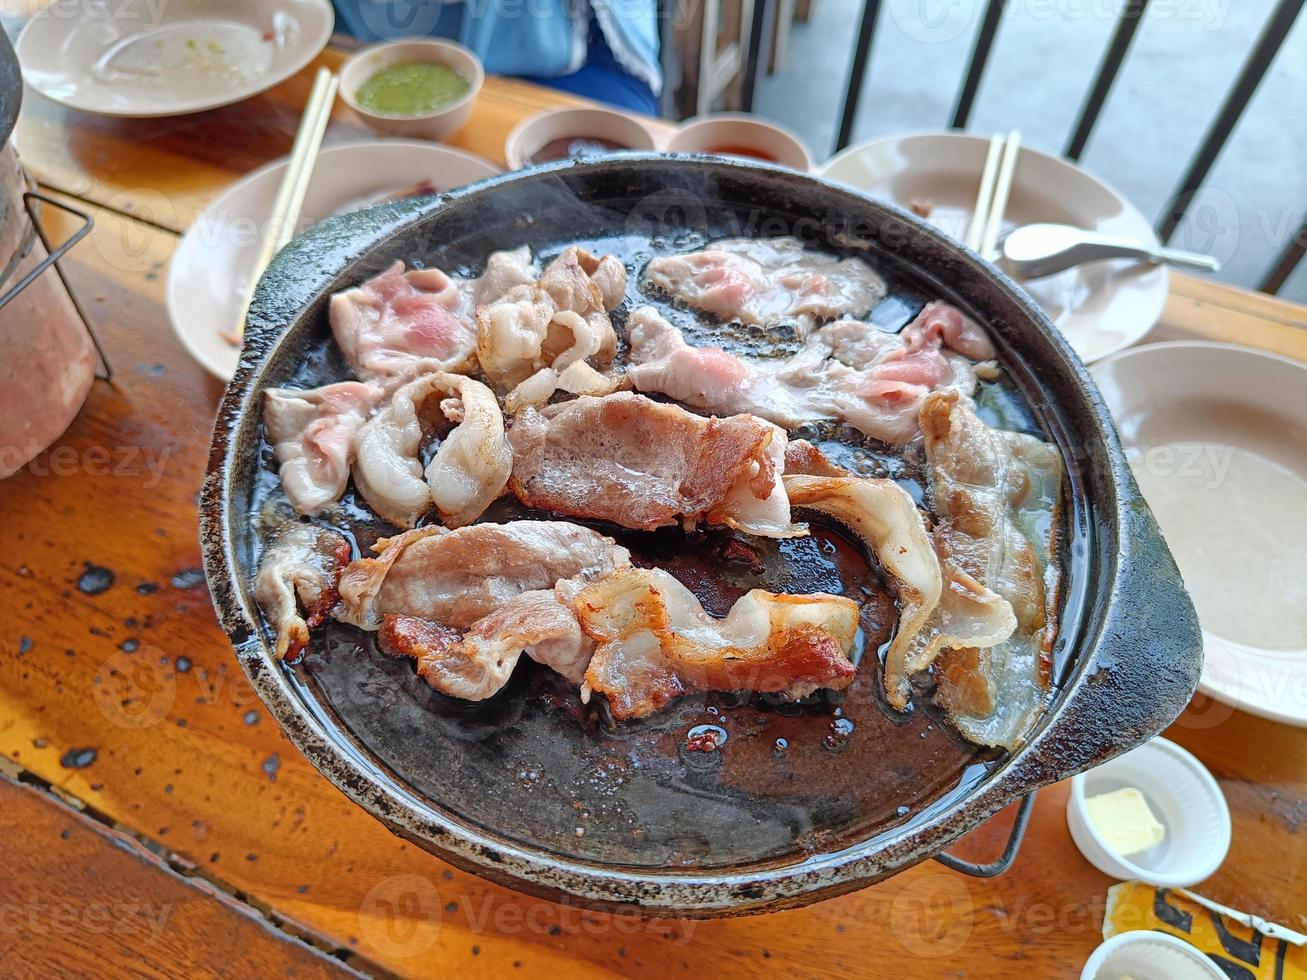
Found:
665,113 -> 813,171
1081,930 -> 1226,980
1067,737 -> 1231,887
340,39 -> 483,141
505,107 -> 659,169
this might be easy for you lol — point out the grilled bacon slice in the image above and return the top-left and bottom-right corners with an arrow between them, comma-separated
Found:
253,522 -> 351,660
507,392 -> 804,538
577,568 -> 859,720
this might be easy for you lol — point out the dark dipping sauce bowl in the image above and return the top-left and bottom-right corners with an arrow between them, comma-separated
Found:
505,107 -> 658,170
201,155 -> 1202,917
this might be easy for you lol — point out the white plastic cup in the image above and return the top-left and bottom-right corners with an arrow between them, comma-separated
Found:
1081,930 -> 1226,980
1067,736 -> 1231,887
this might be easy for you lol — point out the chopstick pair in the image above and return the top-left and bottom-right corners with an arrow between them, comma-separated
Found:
229,67 -> 339,344
964,129 -> 1021,258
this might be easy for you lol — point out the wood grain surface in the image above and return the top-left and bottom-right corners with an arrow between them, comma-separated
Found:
3,46 -> 1305,980
0,771 -> 360,979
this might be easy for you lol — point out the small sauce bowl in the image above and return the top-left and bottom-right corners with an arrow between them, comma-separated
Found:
666,113 -> 813,171
340,39 -> 484,142
1081,930 -> 1226,980
505,107 -> 659,169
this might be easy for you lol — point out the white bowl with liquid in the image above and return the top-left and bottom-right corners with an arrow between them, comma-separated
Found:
1093,341 -> 1307,726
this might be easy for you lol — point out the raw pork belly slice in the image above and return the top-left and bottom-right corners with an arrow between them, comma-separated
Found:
253,522 -> 351,659
329,261 -> 477,384
642,236 -> 886,326
626,302 -> 994,443
475,285 -> 558,389
919,391 -> 1064,750
353,371 -> 510,529
473,246 -> 535,304
625,306 -> 812,423
537,245 -> 627,324
507,391 -> 804,538
500,309 -> 624,413
577,568 -> 860,720
264,381 -> 384,515
335,521 -> 631,631
476,246 -> 626,409
899,300 -> 996,362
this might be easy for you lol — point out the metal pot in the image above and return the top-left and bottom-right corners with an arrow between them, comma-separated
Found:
200,156 -> 1202,916
0,29 -> 101,480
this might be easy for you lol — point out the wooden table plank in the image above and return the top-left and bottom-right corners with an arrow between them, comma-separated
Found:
0,770 -> 361,979
1154,272 -> 1307,359
2,189 -> 1304,979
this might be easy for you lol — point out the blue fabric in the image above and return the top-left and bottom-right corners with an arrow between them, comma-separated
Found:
589,0 -> 662,92
333,1 -> 659,110
523,23 -> 658,114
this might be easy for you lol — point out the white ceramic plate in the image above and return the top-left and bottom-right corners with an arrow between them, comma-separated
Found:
167,139 -> 501,380
822,132 -> 1168,363
1093,341 -> 1307,726
17,0 -> 334,117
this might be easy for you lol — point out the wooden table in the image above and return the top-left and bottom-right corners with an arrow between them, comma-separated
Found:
4,44 -> 1307,980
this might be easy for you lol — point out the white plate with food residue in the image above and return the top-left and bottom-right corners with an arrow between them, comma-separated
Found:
17,0 -> 334,117
822,132 -> 1169,364
167,138 -> 500,380
1093,341 -> 1307,726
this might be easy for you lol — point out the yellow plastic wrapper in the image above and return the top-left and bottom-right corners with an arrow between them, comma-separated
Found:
1104,881 -> 1307,979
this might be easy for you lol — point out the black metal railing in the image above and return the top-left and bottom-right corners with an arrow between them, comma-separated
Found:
1064,0 -> 1150,162
745,0 -> 1306,295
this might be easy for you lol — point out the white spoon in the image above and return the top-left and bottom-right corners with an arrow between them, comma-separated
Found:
1000,223 -> 1221,280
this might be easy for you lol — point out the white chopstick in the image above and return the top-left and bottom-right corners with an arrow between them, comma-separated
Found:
231,67 -> 339,343
964,134 -> 1003,251
980,129 -> 1021,258
964,129 -> 1021,259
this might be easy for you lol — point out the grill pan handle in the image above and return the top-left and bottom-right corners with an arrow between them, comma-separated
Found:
934,791 -> 1037,878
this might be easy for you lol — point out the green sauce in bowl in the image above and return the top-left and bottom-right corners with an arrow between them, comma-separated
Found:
355,62 -> 471,116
